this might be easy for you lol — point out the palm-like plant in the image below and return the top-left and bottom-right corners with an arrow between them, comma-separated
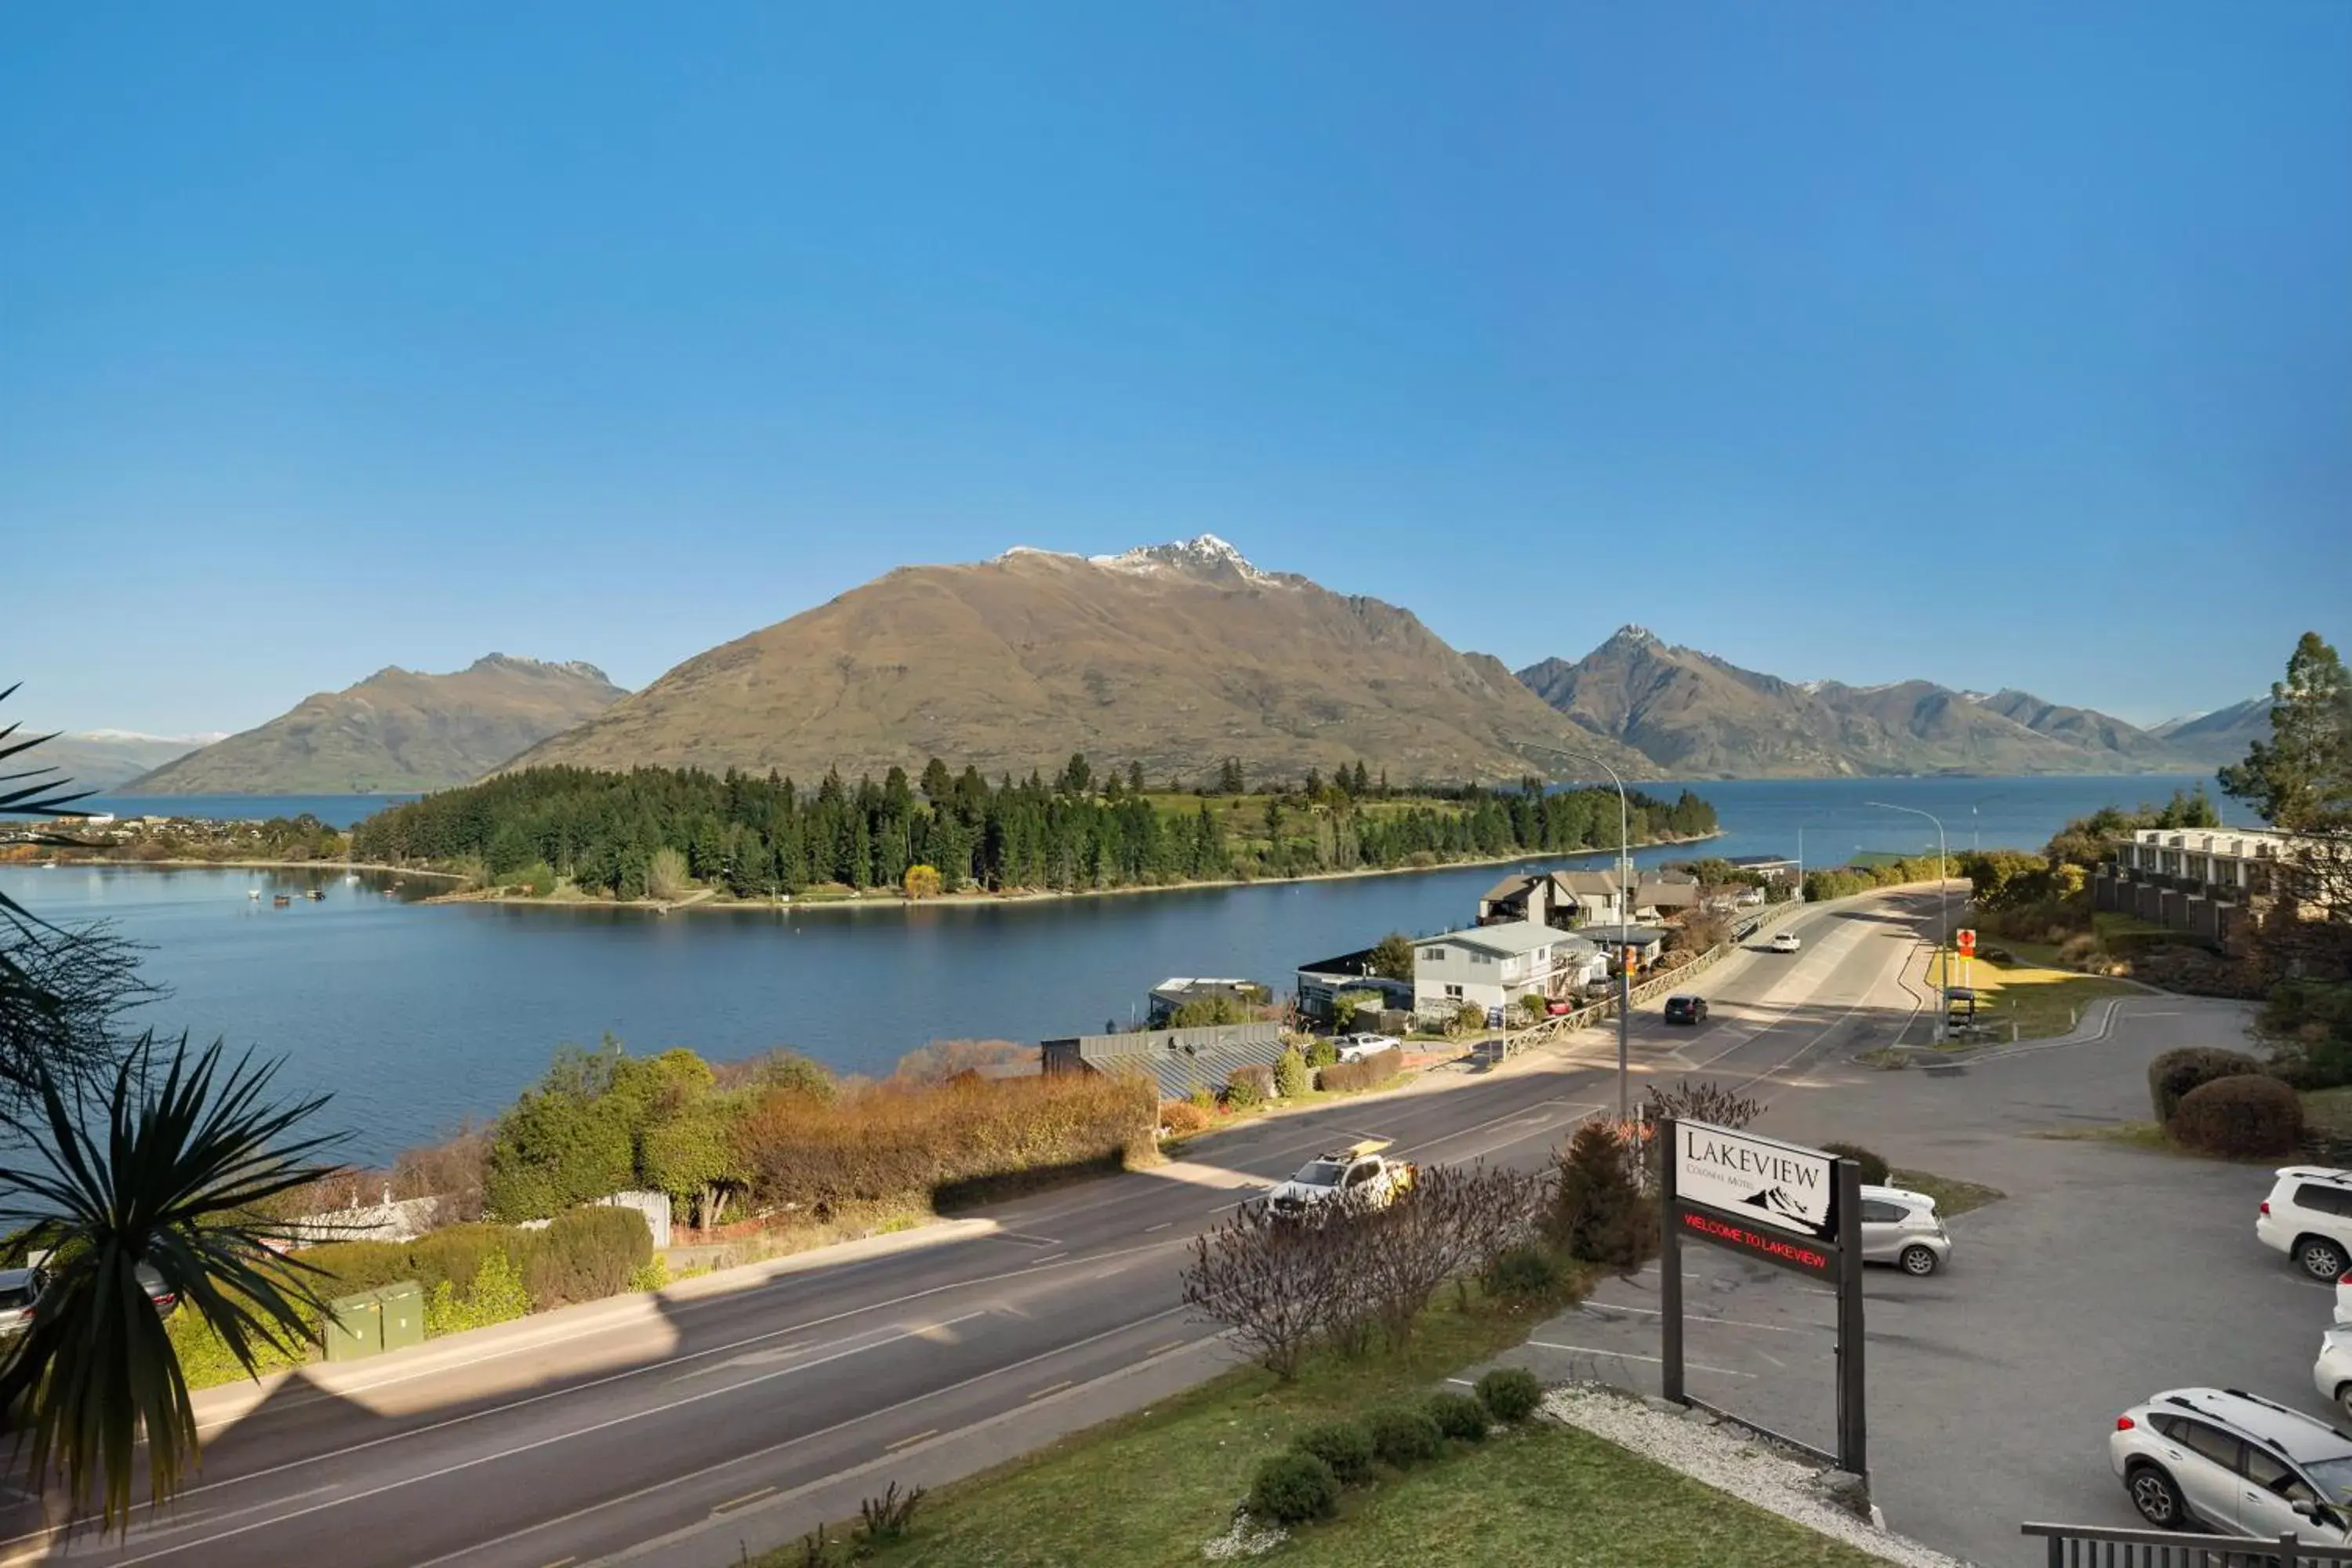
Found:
0,1036 -> 343,1530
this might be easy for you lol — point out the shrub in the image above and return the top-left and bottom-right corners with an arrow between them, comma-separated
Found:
1225,1073 -> 1265,1111
1549,1120 -> 1657,1269
1159,1098 -> 1212,1137
2149,1047 -> 2266,1123
1482,1241 -> 1566,1303
1318,1060 -> 1370,1094
1188,1083 -> 1217,1114
1273,1047 -> 1308,1098
2172,1074 -> 2304,1159
1517,993 -> 1549,1023
523,1205 -> 652,1310
1453,1001 -> 1486,1036
1248,1451 -> 1338,1524
1363,1047 -> 1403,1085
1475,1366 -> 1544,1423
645,846 -> 691,900
1290,1419 -> 1375,1486
1367,1405 -> 1444,1468
1425,1391 -> 1489,1443
512,860 -> 557,897
1820,1142 -> 1890,1186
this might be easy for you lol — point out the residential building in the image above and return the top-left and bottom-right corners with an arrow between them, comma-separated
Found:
2093,826 -> 2298,946
1726,855 -> 1799,887
1412,920 -> 1602,1018
1294,948 -> 1416,1025
1475,869 -> 1625,930
1577,922 -> 1671,973
1041,1021 -> 1289,1100
1631,877 -> 1700,920
1145,977 -> 1269,1026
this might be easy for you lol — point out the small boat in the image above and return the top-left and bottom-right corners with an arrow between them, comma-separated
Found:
344,873 -> 361,884
248,889 -> 261,901
272,895 -> 291,908
305,888 -> 325,902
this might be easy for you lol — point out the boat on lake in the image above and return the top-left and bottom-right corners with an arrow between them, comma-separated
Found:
272,894 -> 291,908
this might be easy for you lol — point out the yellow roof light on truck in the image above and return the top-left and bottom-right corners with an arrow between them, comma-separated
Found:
1341,1138 -> 1392,1158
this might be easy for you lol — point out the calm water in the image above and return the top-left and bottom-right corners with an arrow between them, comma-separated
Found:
5,773 -> 2220,1163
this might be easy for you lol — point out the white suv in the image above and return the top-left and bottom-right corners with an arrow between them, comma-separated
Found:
2257,1167 -> 2352,1280
2112,1386 -> 2352,1540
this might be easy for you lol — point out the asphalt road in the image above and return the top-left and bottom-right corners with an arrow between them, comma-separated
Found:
0,889 -> 1948,1568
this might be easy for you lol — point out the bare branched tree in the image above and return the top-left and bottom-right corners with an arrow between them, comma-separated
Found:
1642,1079 -> 1761,1131
1178,1200 -> 1345,1379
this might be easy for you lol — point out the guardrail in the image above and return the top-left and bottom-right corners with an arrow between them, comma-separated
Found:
2022,1520 -> 2352,1566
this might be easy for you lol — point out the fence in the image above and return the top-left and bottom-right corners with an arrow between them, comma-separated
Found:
2022,1521 -> 2352,1566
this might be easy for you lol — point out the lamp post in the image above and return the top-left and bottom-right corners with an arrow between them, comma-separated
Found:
1867,801 -> 1951,1040
1969,793 -> 2006,856
1515,740 -> 1633,1122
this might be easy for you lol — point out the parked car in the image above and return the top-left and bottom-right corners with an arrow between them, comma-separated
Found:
1661,995 -> 1708,1026
1335,1033 -> 1401,1063
2111,1386 -> 2352,1540
1769,931 -> 1802,953
1857,1185 -> 1951,1276
0,1266 -> 47,1336
1265,1140 -> 1417,1217
2318,1326 -> 2352,1419
2337,1270 -> 2352,1327
137,1261 -> 178,1313
2257,1167 -> 2352,1279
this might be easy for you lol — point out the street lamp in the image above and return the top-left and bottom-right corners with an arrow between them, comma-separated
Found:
1969,793 -> 2006,856
1515,739 -> 1634,1123
1866,801 -> 1951,1040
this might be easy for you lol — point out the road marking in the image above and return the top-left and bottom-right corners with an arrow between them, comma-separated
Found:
1579,1301 -> 1813,1335
711,1486 -> 775,1515
1527,1341 -> 1757,1378
884,1429 -> 939,1452
539,1558 -> 578,1568
1026,1252 -> 1068,1267
1148,1339 -> 1185,1356
93,1312 -> 989,1567
1025,1381 -> 1074,1402
993,1232 -> 1063,1249
399,1304 -> 1192,1568
1143,1221 -> 1172,1232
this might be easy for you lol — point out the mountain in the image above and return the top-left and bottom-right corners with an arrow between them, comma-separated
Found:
1517,629 -> 2203,778
2152,697 -> 2274,765
38,731 -> 224,791
504,535 -> 1657,786
128,655 -> 628,794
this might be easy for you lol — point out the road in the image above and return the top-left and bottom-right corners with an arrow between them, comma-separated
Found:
0,888 -> 1949,1568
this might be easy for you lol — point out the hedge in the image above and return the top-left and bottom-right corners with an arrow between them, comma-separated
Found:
2148,1047 -> 2266,1124
2172,1075 -> 2304,1159
1819,1142 -> 1890,1186
1317,1048 -> 1404,1095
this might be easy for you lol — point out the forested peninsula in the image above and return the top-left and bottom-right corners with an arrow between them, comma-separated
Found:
350,760 -> 1719,904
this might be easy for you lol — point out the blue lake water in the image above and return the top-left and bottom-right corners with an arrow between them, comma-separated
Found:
4,773 -> 2220,1163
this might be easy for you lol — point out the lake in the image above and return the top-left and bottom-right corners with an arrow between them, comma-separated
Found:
3,772 -> 2220,1163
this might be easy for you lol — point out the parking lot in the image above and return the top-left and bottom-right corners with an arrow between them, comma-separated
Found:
1495,994 -> 2333,1568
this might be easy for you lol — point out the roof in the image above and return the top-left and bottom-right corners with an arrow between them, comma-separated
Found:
1045,1022 -> 1290,1100
2149,1388 -> 2352,1463
1480,873 -> 1541,903
1727,855 -> 1798,868
1579,923 -> 1671,945
1635,880 -> 1700,904
1554,869 -> 1622,895
1417,920 -> 1560,958
1150,977 -> 1259,996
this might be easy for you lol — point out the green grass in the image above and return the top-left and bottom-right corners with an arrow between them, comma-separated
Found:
2034,1120 -> 2176,1153
1889,1168 -> 2005,1218
775,1279 -> 1887,1568
1957,956 -> 2138,1040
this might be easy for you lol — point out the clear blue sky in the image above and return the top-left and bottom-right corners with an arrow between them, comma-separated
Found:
4,2 -> 2345,735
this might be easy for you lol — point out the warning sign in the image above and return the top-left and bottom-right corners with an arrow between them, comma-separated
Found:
1956,929 -> 1976,956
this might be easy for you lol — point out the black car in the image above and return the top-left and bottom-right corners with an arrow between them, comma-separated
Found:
1662,995 -> 1708,1025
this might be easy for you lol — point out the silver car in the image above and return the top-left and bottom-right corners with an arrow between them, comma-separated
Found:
1857,1185 -> 1951,1276
2112,1386 -> 2352,1541
0,1266 -> 46,1335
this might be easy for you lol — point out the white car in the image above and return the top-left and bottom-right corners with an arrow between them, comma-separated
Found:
1769,931 -> 1802,953
1264,1141 -> 1416,1217
2257,1167 -> 2352,1279
2318,1327 -> 2352,1419
1857,1185 -> 1952,1276
1335,1033 -> 1401,1063
2113,1385 -> 2352,1540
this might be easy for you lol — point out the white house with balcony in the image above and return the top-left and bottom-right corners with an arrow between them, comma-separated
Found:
1412,921 -> 1602,1018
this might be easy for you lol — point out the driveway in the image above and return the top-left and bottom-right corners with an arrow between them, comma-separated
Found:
1495,993 -> 2325,1568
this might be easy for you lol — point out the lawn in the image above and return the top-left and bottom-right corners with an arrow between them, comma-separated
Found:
769,1285 -> 1896,1568
1951,954 -> 2138,1040
1888,1168 -> 2005,1218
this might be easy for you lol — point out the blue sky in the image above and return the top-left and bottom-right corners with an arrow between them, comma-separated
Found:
3,2 -> 2345,735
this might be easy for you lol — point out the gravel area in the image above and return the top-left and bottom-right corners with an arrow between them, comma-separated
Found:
1542,1385 -> 1977,1568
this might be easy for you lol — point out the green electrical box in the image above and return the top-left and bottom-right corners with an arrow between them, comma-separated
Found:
377,1280 -> 426,1352
323,1289 -> 385,1363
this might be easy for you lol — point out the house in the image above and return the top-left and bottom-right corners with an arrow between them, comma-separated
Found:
1294,949 -> 1416,1025
2093,826 -> 2303,947
1631,877 -> 1701,920
1476,869 -> 1627,930
1412,921 -> 1601,1018
1146,977 -> 1269,1026
1553,869 -> 1625,925
1041,1021 -> 1290,1100
1476,873 -> 1554,927
1726,855 -> 1799,887
1577,923 -> 1671,973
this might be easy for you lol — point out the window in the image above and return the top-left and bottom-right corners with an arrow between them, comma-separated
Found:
2149,1414 -> 2184,1441
2172,1421 -> 2243,1470
1421,947 -> 1444,962
1444,984 -> 1463,999
2295,1183 -> 2352,1218
1859,1200 -> 1907,1224
1344,1163 -> 1378,1189
2245,1447 -> 2320,1504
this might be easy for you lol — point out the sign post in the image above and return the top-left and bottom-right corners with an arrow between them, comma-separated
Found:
1659,1116 -> 1867,1477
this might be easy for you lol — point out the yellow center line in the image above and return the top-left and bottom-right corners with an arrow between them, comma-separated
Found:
884,1428 -> 938,1452
710,1486 -> 775,1515
1025,1379 -> 1075,1402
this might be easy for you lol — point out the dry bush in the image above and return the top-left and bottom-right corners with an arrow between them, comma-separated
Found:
891,1038 -> 1033,1085
733,1069 -> 1154,1216
2172,1075 -> 2304,1159
1159,1098 -> 1213,1136
1357,1163 -> 1546,1347
1643,1079 -> 1760,1130
1180,1200 -> 1351,1379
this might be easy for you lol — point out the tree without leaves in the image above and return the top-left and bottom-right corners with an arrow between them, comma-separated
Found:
1642,1079 -> 1761,1131
1179,1200 -> 1348,1380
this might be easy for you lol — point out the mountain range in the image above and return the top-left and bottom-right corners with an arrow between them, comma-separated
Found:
127,655 -> 628,794
504,535 -> 1657,786
2151,697 -> 2277,766
1516,626 -> 2226,778
38,731 -> 224,791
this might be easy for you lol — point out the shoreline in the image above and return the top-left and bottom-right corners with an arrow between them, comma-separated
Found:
11,855 -> 466,881
407,829 -> 1726,915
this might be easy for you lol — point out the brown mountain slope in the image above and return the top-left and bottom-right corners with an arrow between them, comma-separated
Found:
1519,628 -> 2198,777
130,655 -> 627,793
504,537 -> 1656,786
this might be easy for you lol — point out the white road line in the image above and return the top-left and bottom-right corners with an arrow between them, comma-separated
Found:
401,1305 -> 1192,1568
1577,1301 -> 1814,1335
1526,1341 -> 1757,1378
98,1312 -> 990,1567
